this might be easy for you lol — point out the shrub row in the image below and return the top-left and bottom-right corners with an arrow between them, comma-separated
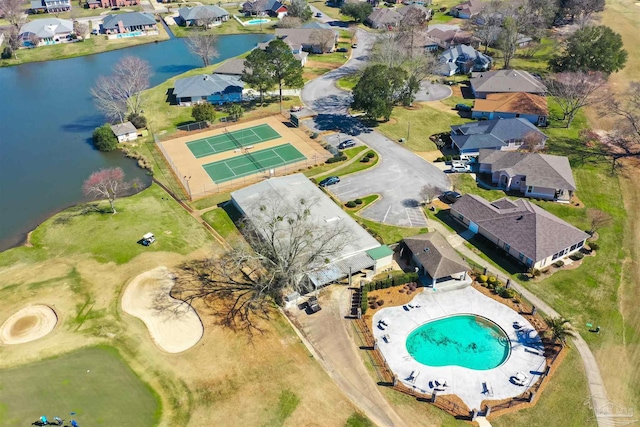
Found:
362,272 -> 419,293
434,154 -> 461,162
345,198 -> 363,208
326,155 -> 347,164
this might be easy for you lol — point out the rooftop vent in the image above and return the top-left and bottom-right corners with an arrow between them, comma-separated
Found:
516,215 -> 523,220
325,217 -> 341,223
423,247 -> 430,252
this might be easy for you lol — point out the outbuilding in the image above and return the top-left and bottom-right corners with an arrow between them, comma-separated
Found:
110,121 -> 138,143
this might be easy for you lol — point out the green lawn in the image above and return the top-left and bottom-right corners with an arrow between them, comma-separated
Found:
491,345 -> 596,427
488,37 -> 557,76
452,174 -> 504,201
0,346 -> 160,427
190,192 -> 232,210
308,0 -> 350,21
29,183 -> 213,264
377,104 -> 469,152
304,146 -> 367,178
0,25 -> 170,67
202,208 -> 240,241
317,150 -> 378,181
337,73 -> 360,91
167,13 -> 275,37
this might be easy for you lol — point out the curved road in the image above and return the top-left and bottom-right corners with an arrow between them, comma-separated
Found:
301,29 -> 450,228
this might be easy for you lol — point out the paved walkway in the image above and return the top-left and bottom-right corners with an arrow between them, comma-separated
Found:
429,220 -> 610,427
286,286 -> 409,427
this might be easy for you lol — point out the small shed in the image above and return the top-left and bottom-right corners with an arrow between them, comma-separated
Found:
111,121 -> 138,143
366,245 -> 394,273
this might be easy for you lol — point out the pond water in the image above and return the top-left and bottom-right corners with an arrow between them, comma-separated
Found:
0,32 -> 272,251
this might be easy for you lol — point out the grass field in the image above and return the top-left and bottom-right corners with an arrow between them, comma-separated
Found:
0,346 -> 160,427
304,146 -> 367,177
0,25 -> 170,67
29,183 -> 212,264
316,150 -> 378,182
377,103 -> 469,152
167,11 -> 276,37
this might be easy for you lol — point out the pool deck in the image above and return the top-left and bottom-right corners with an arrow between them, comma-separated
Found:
372,286 -> 546,411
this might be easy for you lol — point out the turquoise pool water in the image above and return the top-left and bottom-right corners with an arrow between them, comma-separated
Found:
247,19 -> 270,25
406,315 -> 510,370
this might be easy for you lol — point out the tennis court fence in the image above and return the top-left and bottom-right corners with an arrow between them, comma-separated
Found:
156,136 -> 321,200
177,121 -> 210,132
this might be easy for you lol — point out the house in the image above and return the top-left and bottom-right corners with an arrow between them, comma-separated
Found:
397,4 -> 432,19
257,38 -> 309,65
450,195 -> 589,269
399,232 -> 470,288
102,12 -> 157,34
30,0 -> 71,13
478,149 -> 576,202
213,58 -> 247,76
19,18 -> 73,46
437,44 -> 491,76
470,70 -> 547,99
450,118 -> 547,159
301,21 -> 334,31
275,28 -> 337,54
423,24 -> 473,51
178,6 -> 229,27
365,8 -> 403,29
472,92 -> 548,126
85,0 -> 138,9
110,122 -> 138,143
231,174 -> 393,290
242,0 -> 287,18
450,0 -> 484,19
173,73 -> 244,106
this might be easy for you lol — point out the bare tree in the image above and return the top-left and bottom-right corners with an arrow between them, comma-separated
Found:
310,29 -> 335,53
74,21 -> 90,40
186,30 -> 219,67
0,0 -> 25,28
399,7 -> 427,56
546,71 -> 608,128
277,16 -> 302,28
420,184 -> 440,204
371,32 -> 405,68
400,52 -> 437,106
196,9 -> 217,28
587,208 -> 611,234
611,82 -> 640,144
519,131 -> 546,152
467,0 -> 503,53
174,195 -> 349,333
91,56 -> 151,122
82,167 -> 130,214
498,15 -> 519,69
27,33 -> 40,47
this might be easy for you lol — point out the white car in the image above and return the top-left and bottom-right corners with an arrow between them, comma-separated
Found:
450,165 -> 471,173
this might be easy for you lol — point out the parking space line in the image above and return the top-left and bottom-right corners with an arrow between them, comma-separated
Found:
382,205 -> 392,223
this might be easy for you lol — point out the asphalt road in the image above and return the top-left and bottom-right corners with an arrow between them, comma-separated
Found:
301,29 -> 450,228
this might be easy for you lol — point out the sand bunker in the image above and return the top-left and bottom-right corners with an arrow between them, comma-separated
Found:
122,267 -> 203,353
0,305 -> 58,345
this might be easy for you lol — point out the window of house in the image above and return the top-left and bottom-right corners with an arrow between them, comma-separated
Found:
458,214 -> 464,220
504,243 -> 510,251
552,252 -> 559,260
515,113 -> 521,118
577,241 -> 584,248
518,253 -> 524,261
527,186 -> 533,193
570,244 -> 578,251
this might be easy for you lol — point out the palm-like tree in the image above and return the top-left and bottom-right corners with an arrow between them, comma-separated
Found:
544,317 -> 576,346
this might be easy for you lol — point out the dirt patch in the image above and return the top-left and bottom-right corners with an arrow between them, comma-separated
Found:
304,60 -> 343,70
414,150 -> 443,162
0,305 -> 58,345
121,266 -> 203,353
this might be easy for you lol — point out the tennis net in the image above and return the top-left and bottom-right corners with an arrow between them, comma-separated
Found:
225,129 -> 263,171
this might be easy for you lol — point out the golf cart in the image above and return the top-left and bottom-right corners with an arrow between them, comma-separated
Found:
142,232 -> 156,246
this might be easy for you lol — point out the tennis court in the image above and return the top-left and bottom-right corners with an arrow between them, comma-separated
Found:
186,123 -> 281,158
203,144 -> 307,183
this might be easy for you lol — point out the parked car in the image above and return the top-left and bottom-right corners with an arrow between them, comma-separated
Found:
455,103 -> 472,112
338,139 -> 356,149
449,165 -> 471,173
315,12 -> 322,17
441,191 -> 461,204
336,47 -> 348,53
290,105 -> 302,112
351,43 -> 358,48
319,176 -> 340,187
91,29 -> 99,35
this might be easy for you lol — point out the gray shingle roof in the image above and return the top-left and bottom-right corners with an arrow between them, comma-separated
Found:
366,8 -> 402,26
213,58 -> 247,76
450,195 -> 589,262
450,118 -> 546,151
478,149 -> 576,191
275,28 -> 335,49
103,12 -> 156,30
19,18 -> 73,38
110,121 -> 137,136
403,232 -> 469,279
301,21 -> 333,30
470,69 -> 547,95
173,73 -> 244,98
178,5 -> 228,21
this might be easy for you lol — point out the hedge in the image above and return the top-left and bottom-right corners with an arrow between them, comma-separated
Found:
366,151 -> 375,158
363,272 -> 419,292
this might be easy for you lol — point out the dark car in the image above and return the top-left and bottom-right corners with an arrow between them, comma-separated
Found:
319,176 -> 340,187
455,103 -> 472,112
336,47 -> 348,53
441,191 -> 462,204
315,12 -> 322,17
338,139 -> 356,149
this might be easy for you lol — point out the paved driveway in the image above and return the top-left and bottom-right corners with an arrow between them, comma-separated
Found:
301,30 -> 450,227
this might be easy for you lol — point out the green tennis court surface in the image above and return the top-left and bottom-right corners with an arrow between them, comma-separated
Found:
187,124 -> 281,158
203,143 -> 306,183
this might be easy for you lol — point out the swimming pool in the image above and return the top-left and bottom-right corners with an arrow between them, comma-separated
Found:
246,19 -> 270,25
117,31 -> 142,38
406,315 -> 510,370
